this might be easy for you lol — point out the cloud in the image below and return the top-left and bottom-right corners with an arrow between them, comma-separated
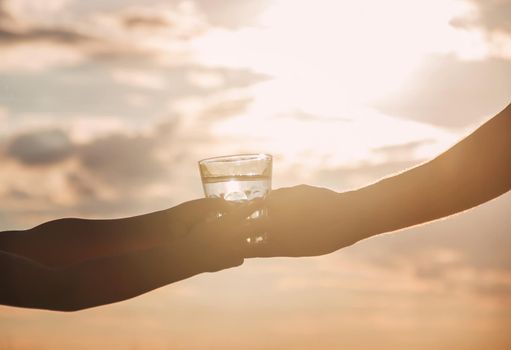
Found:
65,172 -> 97,199
404,246 -> 511,300
195,0 -> 271,29
374,54 -> 511,128
2,121 -> 173,187
4,129 -> 73,166
0,61 -> 264,124
0,27 -> 94,46
77,132 -> 168,188
453,0 -> 511,34
62,0 -> 270,30
121,13 -> 172,30
0,1 -> 202,72
2,0 -> 71,25
114,3 -> 208,40
372,140 -> 434,161
475,280 -> 511,299
0,42 -> 88,72
0,121 -> 185,225
3,187 -> 31,201
200,95 -> 253,121
0,9 -> 101,72
0,0 -> 279,77
0,1 -> 96,48
111,69 -> 167,90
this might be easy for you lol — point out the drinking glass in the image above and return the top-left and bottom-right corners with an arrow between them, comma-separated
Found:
198,153 -> 272,243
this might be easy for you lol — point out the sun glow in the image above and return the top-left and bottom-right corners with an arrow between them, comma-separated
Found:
192,0 -> 476,103
187,0 -> 470,171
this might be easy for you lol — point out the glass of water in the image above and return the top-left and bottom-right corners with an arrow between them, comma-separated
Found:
198,153 -> 272,243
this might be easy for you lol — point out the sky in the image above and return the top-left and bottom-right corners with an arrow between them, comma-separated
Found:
0,0 -> 510,349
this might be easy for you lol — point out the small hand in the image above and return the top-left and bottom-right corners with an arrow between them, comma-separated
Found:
126,197 -> 250,249
165,198 -> 264,273
245,185 -> 360,258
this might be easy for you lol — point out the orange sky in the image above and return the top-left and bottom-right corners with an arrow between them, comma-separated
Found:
0,0 -> 510,349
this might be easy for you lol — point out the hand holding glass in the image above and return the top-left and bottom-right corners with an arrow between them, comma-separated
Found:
198,154 -> 272,243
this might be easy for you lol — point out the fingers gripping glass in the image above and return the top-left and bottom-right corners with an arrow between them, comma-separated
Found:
198,154 -> 272,244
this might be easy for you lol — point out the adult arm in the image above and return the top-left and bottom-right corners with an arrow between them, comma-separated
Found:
248,102 -> 511,257
352,102 -> 511,236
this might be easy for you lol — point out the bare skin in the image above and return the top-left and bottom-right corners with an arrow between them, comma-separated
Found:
0,199 -> 261,311
1,102 -> 509,310
247,102 -> 511,258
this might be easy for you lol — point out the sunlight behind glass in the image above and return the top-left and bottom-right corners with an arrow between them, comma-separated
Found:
191,0 -> 478,101
188,0 -> 473,169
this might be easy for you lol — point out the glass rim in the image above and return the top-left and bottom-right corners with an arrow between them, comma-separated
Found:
198,153 -> 272,165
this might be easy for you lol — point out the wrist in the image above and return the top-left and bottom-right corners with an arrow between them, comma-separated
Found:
333,188 -> 382,243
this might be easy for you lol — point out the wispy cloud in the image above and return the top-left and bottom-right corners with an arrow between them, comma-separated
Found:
194,0 -> 271,29
0,27 -> 94,46
121,13 -> 172,30
374,55 -> 511,128
453,0 -> 511,34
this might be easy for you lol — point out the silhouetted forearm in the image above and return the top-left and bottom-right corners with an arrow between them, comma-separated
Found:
0,210 -> 175,267
347,102 -> 511,239
0,244 -> 212,312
